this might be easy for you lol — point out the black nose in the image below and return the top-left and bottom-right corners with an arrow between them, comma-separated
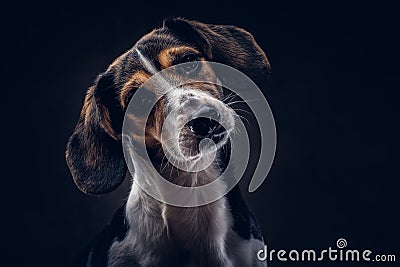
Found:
187,107 -> 225,138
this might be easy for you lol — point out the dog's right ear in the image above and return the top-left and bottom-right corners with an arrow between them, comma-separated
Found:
66,71 -> 127,195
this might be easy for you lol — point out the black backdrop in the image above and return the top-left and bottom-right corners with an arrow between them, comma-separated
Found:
3,1 -> 399,266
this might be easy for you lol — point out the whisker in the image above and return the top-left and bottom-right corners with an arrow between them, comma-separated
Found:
160,143 -> 182,173
221,92 -> 237,103
232,108 -> 253,116
234,113 -> 251,127
227,97 -> 258,105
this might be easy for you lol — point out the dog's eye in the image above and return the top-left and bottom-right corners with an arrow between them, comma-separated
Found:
178,54 -> 200,74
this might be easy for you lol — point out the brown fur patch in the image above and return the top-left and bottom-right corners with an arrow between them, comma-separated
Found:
158,46 -> 200,69
81,86 -> 119,142
120,70 -> 151,108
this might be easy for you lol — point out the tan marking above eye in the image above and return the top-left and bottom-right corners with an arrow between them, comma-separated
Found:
158,46 -> 200,69
120,70 -> 151,108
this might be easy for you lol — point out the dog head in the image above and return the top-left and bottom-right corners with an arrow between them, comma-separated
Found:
66,18 -> 271,195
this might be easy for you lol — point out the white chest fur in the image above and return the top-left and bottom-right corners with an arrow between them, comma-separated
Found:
107,168 -> 265,267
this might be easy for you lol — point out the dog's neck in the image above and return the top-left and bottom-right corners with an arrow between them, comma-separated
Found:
122,155 -> 232,265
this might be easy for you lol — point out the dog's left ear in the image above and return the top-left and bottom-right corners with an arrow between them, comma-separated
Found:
66,71 -> 127,195
163,18 -> 271,84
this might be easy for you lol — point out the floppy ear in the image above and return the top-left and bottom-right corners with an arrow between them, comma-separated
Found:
163,18 -> 271,84
66,71 -> 127,195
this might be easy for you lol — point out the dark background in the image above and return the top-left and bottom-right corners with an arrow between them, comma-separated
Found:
3,0 -> 399,266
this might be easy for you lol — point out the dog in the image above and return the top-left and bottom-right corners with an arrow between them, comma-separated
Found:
66,18 -> 271,267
